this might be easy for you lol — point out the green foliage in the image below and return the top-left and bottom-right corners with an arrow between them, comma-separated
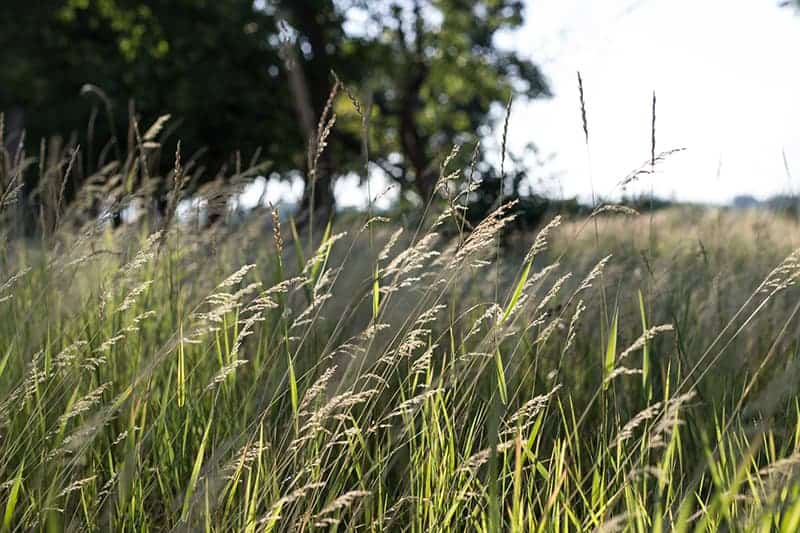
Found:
327,0 -> 550,200
1,0 -> 550,223
0,0 -> 294,173
2,152 -> 800,529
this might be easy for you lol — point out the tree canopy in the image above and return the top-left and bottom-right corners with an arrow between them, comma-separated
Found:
1,0 -> 295,170
0,0 -> 550,227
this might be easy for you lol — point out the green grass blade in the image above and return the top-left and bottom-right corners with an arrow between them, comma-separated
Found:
781,495 -> 800,533
502,260 -> 532,323
494,348 -> 508,405
0,341 -> 14,381
372,264 -> 380,320
309,220 -> 332,288
2,459 -> 24,533
603,309 -> 618,390
638,289 -> 651,400
181,406 -> 215,523
288,355 -> 298,419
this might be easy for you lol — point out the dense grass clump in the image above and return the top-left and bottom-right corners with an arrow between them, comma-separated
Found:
4,124 -> 800,532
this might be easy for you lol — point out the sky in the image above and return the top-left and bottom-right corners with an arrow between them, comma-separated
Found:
245,0 -> 800,210
502,0 -> 800,204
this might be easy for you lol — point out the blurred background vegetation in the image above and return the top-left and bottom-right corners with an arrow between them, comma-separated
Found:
0,0 -> 558,234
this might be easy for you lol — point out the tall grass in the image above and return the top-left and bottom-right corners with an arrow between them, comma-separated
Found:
3,112 -> 800,532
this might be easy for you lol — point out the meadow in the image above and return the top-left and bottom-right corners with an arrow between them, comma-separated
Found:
3,126 -> 800,532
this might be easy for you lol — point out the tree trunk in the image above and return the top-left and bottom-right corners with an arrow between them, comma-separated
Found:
281,0 -> 340,225
398,0 -> 436,203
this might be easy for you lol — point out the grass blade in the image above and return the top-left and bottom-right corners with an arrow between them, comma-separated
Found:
372,264 -> 380,320
603,309 -> 618,390
181,406 -> 214,523
2,460 -> 24,533
503,259 -> 532,323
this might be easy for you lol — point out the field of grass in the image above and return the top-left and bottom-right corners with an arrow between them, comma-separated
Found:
3,108 -> 800,531
4,173 -> 800,533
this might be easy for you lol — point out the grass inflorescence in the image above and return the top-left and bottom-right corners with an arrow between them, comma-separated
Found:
2,112 -> 800,532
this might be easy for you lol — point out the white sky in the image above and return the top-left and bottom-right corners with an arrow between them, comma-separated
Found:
248,0 -> 800,209
504,0 -> 800,204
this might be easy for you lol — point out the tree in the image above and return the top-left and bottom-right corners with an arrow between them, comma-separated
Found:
2,0 -> 550,230
277,0 -> 350,223
1,0 -> 297,229
1,0 -> 298,167
279,0 -> 549,209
